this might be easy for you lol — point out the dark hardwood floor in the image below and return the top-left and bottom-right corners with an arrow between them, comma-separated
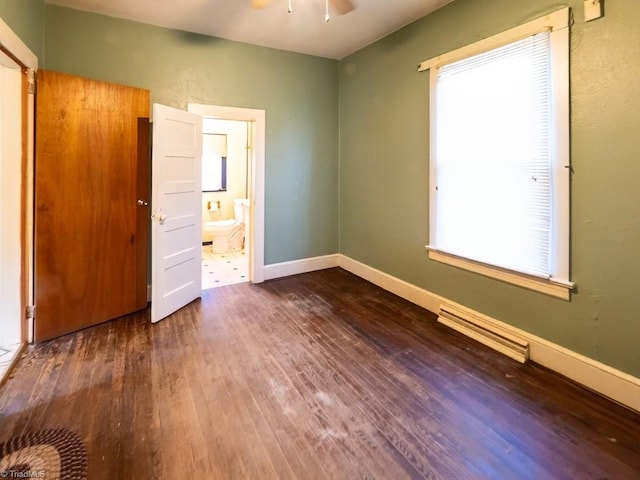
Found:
1,268 -> 638,479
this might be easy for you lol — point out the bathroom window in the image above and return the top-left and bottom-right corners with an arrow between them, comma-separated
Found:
202,133 -> 227,192
420,8 -> 573,299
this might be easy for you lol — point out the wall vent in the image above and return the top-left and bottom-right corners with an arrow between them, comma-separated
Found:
438,304 -> 529,363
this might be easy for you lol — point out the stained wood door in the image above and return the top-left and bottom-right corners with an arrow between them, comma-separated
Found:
151,104 -> 202,323
35,70 -> 150,342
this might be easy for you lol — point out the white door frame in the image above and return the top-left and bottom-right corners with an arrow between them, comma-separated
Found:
0,52 -> 23,348
188,103 -> 265,283
0,17 -> 37,352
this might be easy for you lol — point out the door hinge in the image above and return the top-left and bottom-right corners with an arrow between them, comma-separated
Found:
26,305 -> 36,343
27,69 -> 36,95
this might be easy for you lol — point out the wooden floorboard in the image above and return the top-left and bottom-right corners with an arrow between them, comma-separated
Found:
0,267 -> 638,479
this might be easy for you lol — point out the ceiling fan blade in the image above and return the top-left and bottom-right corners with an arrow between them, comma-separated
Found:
250,0 -> 355,15
250,0 -> 274,9
330,0 -> 356,15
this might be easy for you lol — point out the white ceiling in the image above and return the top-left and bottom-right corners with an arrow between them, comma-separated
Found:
45,0 -> 453,59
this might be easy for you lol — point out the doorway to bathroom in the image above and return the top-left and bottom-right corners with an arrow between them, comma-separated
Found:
188,103 -> 266,290
201,118 -> 251,289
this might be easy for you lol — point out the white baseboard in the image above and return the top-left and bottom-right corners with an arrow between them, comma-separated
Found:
0,342 -> 26,388
263,254 -> 340,281
338,255 -> 640,413
339,255 -> 443,312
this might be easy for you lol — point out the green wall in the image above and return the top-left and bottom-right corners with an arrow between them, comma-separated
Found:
0,0 -> 43,59
8,1 -> 639,377
43,5 -> 339,266
340,0 -> 640,377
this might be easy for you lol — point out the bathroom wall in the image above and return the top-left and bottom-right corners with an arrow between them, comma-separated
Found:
0,0 -> 44,59
339,0 -> 640,377
43,4 -> 340,265
202,118 -> 249,241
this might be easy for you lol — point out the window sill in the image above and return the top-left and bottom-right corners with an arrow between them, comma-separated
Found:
426,247 -> 573,301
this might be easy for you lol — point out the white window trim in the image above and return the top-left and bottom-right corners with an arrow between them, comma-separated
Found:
418,8 -> 570,73
420,7 -> 574,300
426,247 -> 572,300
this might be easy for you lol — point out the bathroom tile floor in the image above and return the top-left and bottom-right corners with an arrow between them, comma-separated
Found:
202,246 -> 249,290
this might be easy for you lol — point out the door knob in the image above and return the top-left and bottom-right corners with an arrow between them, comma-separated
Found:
137,199 -> 149,206
158,214 -> 168,225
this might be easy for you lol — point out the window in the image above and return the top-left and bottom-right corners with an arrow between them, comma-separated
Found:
419,8 -> 572,299
202,132 -> 227,192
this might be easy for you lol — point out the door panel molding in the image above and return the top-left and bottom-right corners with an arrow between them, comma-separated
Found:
151,104 -> 202,323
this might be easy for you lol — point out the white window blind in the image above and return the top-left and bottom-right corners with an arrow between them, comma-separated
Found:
432,32 -> 554,278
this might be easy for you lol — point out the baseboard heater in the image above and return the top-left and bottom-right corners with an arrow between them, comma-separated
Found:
438,304 -> 529,363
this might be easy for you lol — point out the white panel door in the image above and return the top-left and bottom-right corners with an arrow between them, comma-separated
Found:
151,104 -> 203,323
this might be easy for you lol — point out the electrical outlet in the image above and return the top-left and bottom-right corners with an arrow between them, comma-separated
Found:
584,0 -> 603,22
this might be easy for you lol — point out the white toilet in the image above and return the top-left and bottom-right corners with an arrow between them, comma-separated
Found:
205,199 -> 249,254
